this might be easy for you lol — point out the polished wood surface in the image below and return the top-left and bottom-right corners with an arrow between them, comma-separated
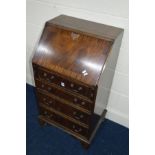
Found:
47,15 -> 123,41
37,90 -> 91,126
32,15 -> 123,149
39,107 -> 89,138
35,79 -> 93,112
37,88 -> 92,114
35,66 -> 96,100
32,22 -> 113,86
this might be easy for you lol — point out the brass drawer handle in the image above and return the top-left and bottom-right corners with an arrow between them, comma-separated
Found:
73,111 -> 84,120
51,75 -> 55,79
45,102 -> 49,106
72,125 -> 82,133
46,100 -> 52,106
47,114 -> 53,119
74,98 -> 78,102
70,83 -> 74,88
78,87 -> 82,91
73,111 -> 80,120
81,101 -> 85,105
43,72 -> 47,77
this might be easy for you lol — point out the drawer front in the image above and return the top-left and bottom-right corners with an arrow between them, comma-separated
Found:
40,107 -> 89,137
36,67 -> 96,100
35,80 -> 92,112
37,91 -> 90,125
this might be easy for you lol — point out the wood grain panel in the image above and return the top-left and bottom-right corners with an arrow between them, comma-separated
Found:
32,22 -> 113,86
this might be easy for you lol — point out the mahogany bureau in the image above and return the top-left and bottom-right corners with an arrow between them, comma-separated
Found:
32,15 -> 124,149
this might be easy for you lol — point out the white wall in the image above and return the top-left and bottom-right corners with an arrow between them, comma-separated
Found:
26,0 -> 129,127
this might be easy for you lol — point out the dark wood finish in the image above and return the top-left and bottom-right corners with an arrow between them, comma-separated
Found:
32,15 -> 123,149
39,107 -> 89,138
36,89 -> 91,114
32,23 -> 113,86
37,91 -> 90,125
47,15 -> 123,41
39,103 -> 89,128
36,66 -> 96,100
35,79 -> 93,112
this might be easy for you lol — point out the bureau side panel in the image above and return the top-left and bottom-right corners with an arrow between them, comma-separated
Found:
94,32 -> 124,115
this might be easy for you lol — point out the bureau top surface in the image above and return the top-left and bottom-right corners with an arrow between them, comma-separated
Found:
32,15 -> 123,86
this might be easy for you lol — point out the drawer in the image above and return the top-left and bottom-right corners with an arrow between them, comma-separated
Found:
37,91 -> 56,108
37,91 -> 90,125
40,107 -> 89,137
35,79 -> 93,112
36,67 -> 96,100
40,107 -> 57,121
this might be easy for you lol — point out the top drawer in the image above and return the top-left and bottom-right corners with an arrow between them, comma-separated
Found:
34,66 -> 96,101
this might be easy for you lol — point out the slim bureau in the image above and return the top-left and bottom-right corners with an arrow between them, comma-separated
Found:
32,15 -> 124,148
